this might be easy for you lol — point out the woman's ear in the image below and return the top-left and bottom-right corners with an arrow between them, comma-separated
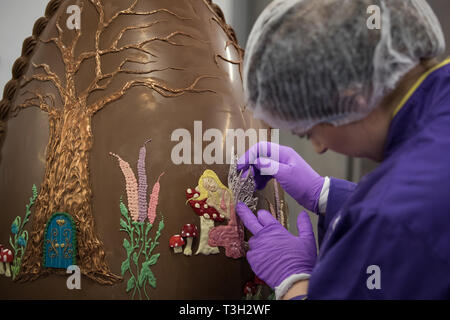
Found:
310,138 -> 328,154
309,123 -> 330,154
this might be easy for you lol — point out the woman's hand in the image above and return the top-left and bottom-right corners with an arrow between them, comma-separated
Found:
237,142 -> 324,213
236,202 -> 317,291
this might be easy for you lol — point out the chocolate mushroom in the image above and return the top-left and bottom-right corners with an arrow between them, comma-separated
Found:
243,281 -> 257,300
169,235 -> 185,254
186,187 -> 224,255
0,245 -> 13,277
186,188 -> 225,221
254,276 -> 266,299
181,224 -> 198,256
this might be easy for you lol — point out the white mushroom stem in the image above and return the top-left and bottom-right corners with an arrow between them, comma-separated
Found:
0,261 -> 4,275
183,238 -> 193,256
173,246 -> 183,254
4,263 -> 11,277
195,216 -> 219,255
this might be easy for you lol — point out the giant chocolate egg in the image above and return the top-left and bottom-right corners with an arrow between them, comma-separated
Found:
0,0 -> 285,299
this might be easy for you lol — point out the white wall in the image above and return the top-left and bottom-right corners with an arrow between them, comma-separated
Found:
213,0 -> 249,46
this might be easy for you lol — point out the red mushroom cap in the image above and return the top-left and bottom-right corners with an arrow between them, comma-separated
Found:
181,224 -> 198,238
243,281 -> 257,295
186,187 -> 225,222
186,187 -> 199,197
169,235 -> 185,248
1,248 -> 13,263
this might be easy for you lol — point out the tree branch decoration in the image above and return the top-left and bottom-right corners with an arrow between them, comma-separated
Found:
9,185 -> 38,280
111,139 -> 164,300
11,0 -> 218,284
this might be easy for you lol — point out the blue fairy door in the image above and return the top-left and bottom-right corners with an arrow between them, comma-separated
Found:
44,213 -> 77,269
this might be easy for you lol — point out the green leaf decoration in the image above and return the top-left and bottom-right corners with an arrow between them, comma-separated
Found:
132,252 -> 138,267
12,266 -> 18,274
120,218 -> 129,231
121,259 -> 130,276
32,184 -> 38,199
158,218 -> 165,233
145,222 -> 152,238
123,238 -> 132,255
133,222 -> 141,237
138,268 -> 147,288
22,230 -> 29,242
13,216 -> 21,227
140,261 -> 156,288
148,253 -> 160,266
147,269 -> 156,288
120,199 -> 129,220
126,277 -> 135,292
9,236 -> 14,250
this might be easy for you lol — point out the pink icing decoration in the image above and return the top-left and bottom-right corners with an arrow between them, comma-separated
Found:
110,152 -> 139,222
147,172 -> 164,225
220,190 -> 227,211
208,203 -> 245,259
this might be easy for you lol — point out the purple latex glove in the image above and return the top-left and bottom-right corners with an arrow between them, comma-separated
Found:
236,202 -> 317,289
237,142 -> 324,213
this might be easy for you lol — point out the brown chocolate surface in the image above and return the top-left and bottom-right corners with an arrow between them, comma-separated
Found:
0,0 -> 282,299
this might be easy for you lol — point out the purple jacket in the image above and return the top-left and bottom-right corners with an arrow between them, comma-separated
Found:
308,61 -> 450,299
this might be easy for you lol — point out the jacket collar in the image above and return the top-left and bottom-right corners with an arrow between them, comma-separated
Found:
383,58 -> 450,159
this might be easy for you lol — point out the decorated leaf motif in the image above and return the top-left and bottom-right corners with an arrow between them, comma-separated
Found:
121,259 -> 130,276
123,238 -> 132,256
132,252 -> 139,267
147,269 -> 157,289
120,218 -> 129,231
148,253 -> 160,266
126,277 -> 136,292
145,222 -> 152,239
120,199 -> 129,219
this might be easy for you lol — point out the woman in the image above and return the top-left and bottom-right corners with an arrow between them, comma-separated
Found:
235,0 -> 450,299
